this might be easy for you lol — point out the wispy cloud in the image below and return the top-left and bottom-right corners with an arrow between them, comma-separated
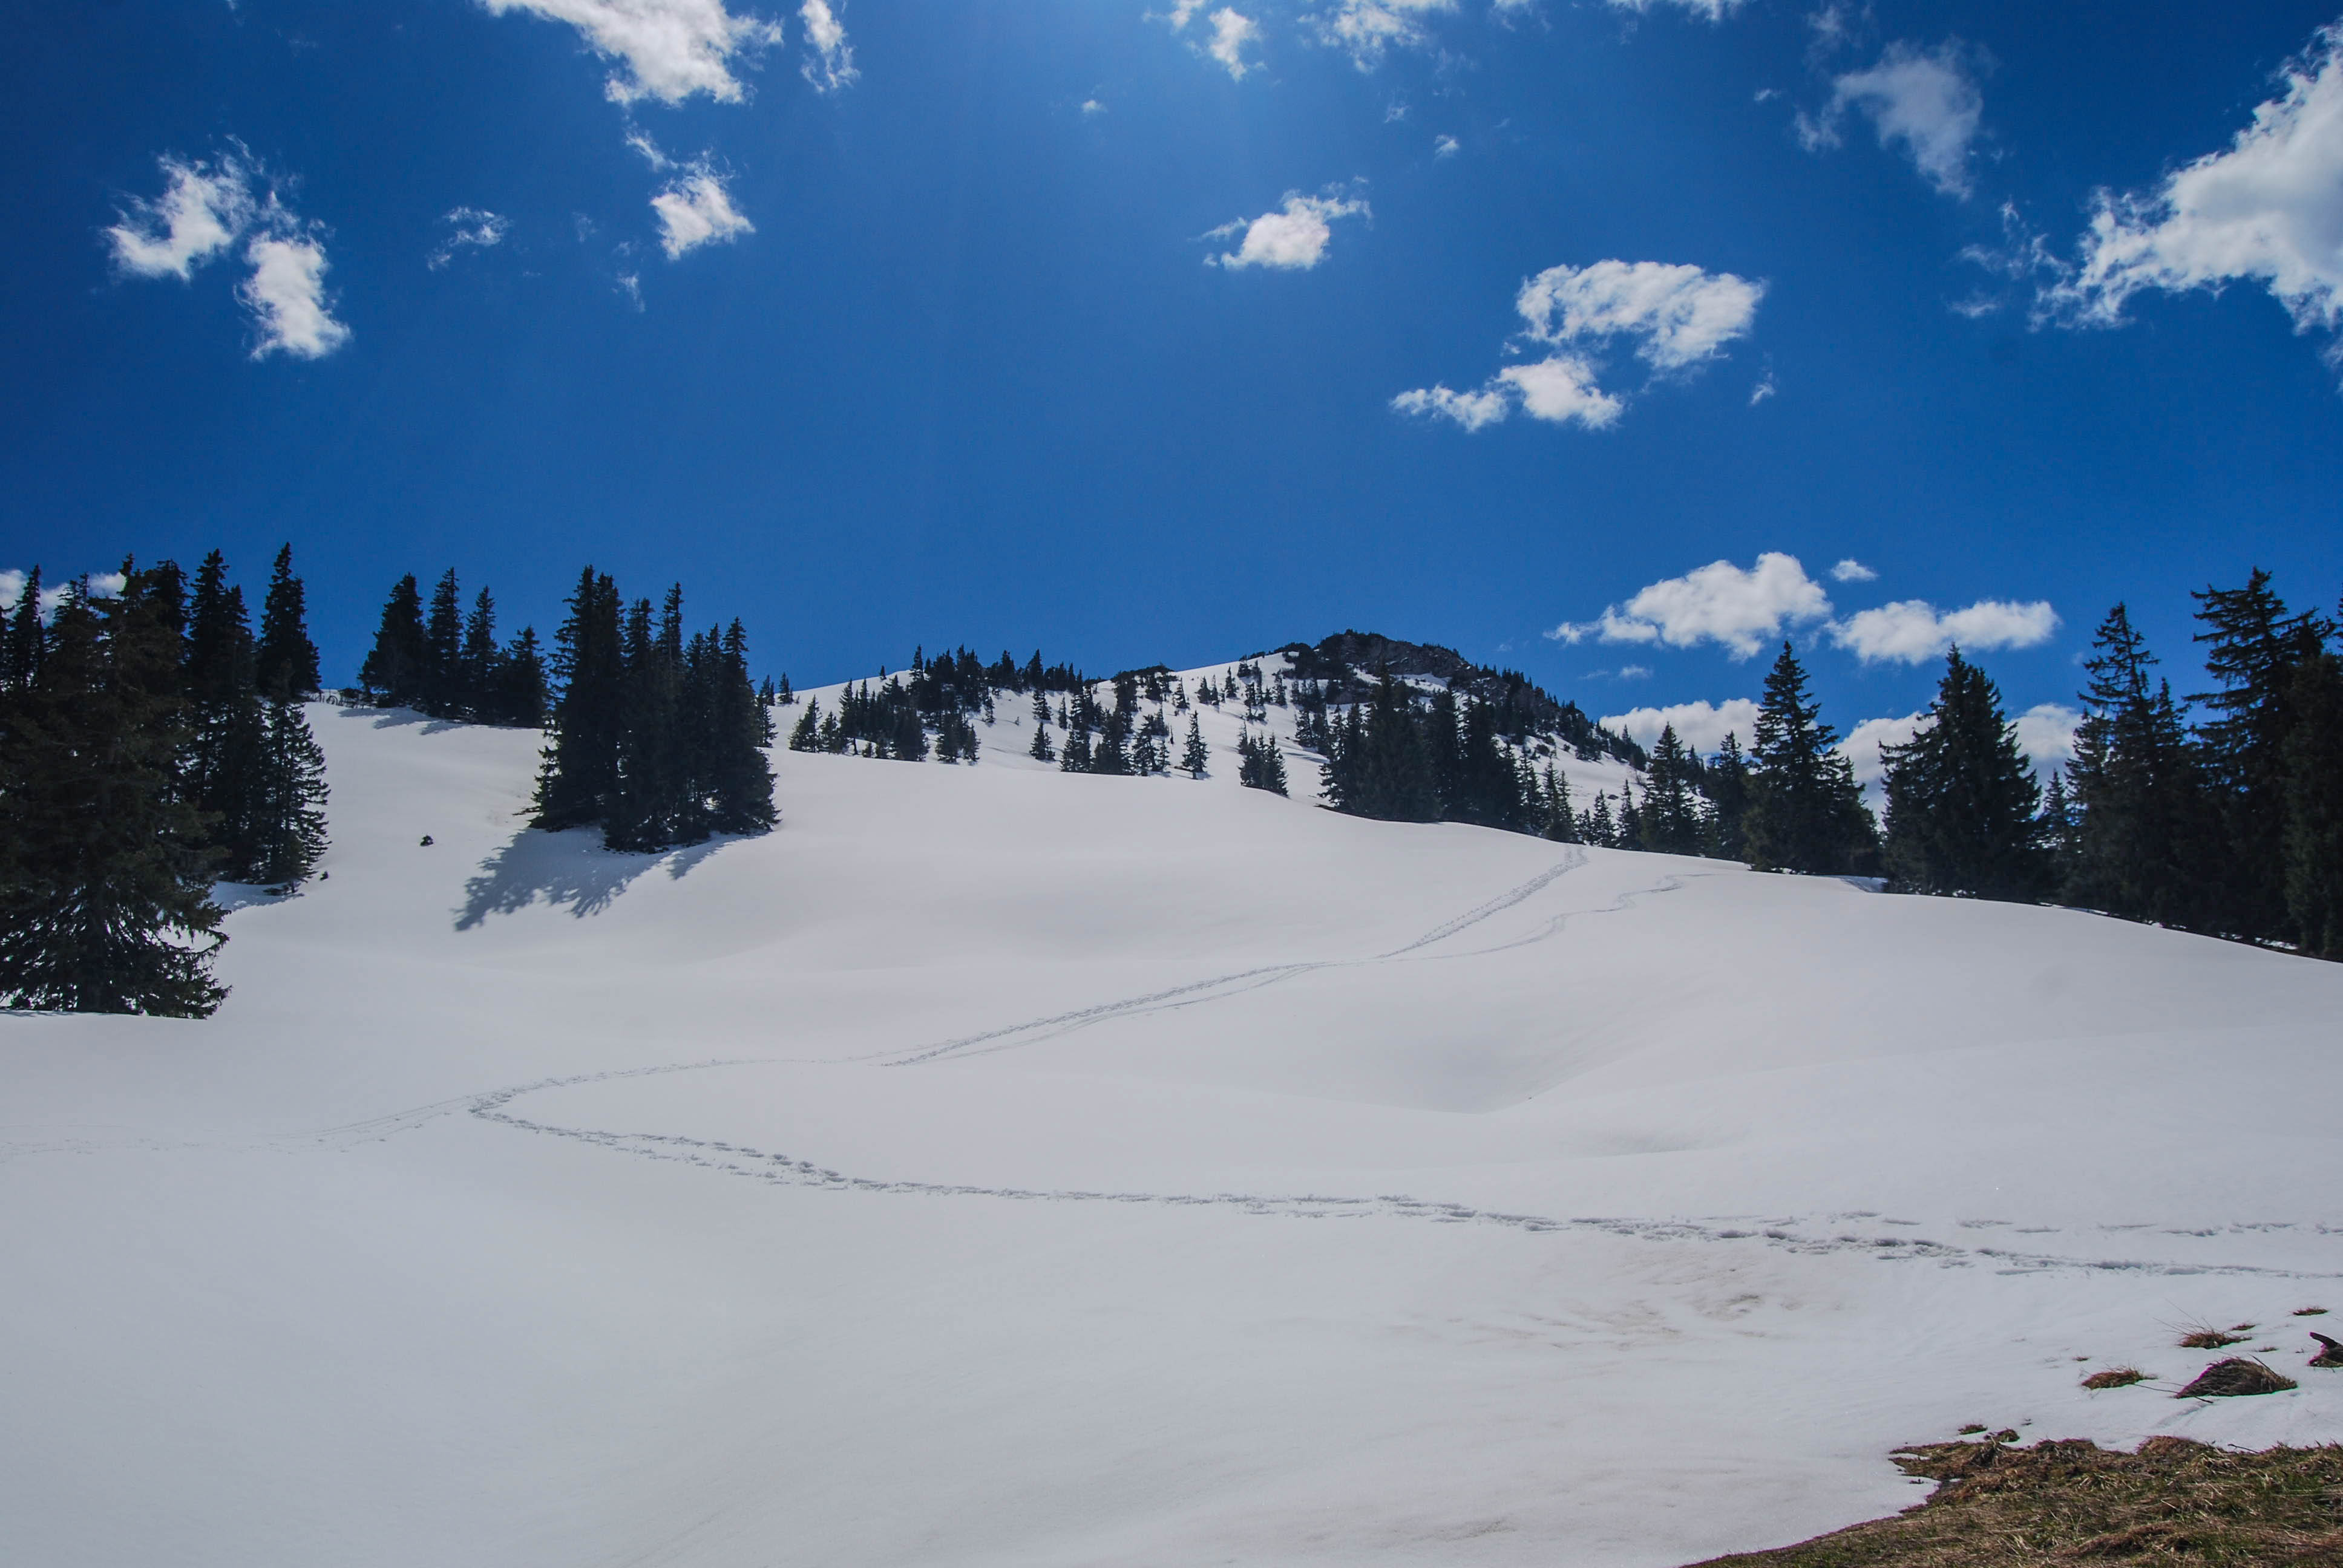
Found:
428,206 -> 511,270
1826,597 -> 2059,664
1311,0 -> 1455,71
798,0 -> 857,91
108,148 -> 350,359
1798,40 -> 1985,198
651,168 -> 754,258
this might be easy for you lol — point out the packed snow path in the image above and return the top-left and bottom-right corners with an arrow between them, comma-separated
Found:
7,701 -> 2343,1568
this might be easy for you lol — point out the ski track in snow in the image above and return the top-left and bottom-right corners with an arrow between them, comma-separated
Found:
417,854 -> 2343,1283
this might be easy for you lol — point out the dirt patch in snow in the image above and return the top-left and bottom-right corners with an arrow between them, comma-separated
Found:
1685,1436 -> 2343,1566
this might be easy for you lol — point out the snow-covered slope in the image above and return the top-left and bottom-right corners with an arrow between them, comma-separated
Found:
6,700 -> 2342,1568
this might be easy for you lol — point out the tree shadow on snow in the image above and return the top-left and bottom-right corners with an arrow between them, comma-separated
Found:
331,704 -> 466,737
455,828 -> 723,930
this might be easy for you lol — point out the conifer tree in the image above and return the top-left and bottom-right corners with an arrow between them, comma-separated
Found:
359,574 -> 429,707
1741,641 -> 1876,874
2,566 -> 45,692
1027,698 -> 1056,761
1616,779 -> 1644,850
459,588 -> 502,720
1585,791 -> 1615,848
423,569 -> 464,716
1539,763 -> 1578,842
1705,734 -> 1751,861
1060,720 -> 1092,772
1639,726 -> 1703,853
254,544 -> 320,697
1878,648 -> 2048,901
2282,650 -> 2343,958
1181,714 -> 1209,777
183,551 -> 267,880
499,627 -> 549,727
791,698 -> 824,752
2039,769 -> 2082,893
249,692 -> 330,885
0,570 -> 228,1015
535,567 -> 624,831
2065,604 -> 2209,929
2192,570 -> 2335,942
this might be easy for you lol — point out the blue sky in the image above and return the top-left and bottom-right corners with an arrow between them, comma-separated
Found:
8,0 -> 2343,766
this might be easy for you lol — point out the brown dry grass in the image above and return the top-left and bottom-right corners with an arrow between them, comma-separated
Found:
1683,1438 -> 2343,1566
2079,1367 -> 2149,1391
2178,1324 -> 2248,1350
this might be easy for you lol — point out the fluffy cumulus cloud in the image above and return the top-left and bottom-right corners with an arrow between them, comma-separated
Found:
108,150 -> 350,360
478,0 -> 784,105
428,206 -> 511,269
1826,597 -> 2059,664
1600,697 -> 1763,754
1840,702 -> 2082,794
0,569 -> 125,621
105,155 -> 253,279
1800,40 -> 1984,198
1830,558 -> 1878,583
1394,258 -> 1762,431
1837,713 -> 1922,792
2016,703 -> 2081,773
2047,23 -> 2343,360
1551,552 -> 1832,658
1311,0 -> 1455,70
240,235 -> 351,358
652,169 -> 754,257
798,0 -> 856,91
1207,191 -> 1368,269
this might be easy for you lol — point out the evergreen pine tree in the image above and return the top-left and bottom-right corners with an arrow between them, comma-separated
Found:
2066,604 -> 2209,929
2192,570 -> 2335,942
2039,769 -> 2082,893
1585,791 -> 1616,848
1741,641 -> 1876,874
1705,734 -> 1751,861
535,568 -> 625,831
359,574 -> 429,707
2282,649 -> 2343,958
1027,695 -> 1056,760
2,566 -> 45,692
249,693 -> 330,885
0,570 -> 228,1015
423,569 -> 464,717
1640,726 -> 1703,853
1539,763 -> 1577,843
1878,648 -> 2048,900
791,697 -> 824,752
499,627 -> 549,727
1060,719 -> 1093,772
1181,714 -> 1209,777
183,551 -> 268,880
459,588 -> 502,720
254,544 -> 321,698
1616,779 -> 1644,850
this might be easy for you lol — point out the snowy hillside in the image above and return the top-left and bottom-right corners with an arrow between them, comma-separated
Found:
6,699 -> 2343,1568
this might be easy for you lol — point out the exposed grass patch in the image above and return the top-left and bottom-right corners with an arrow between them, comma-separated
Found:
1685,1437 -> 2343,1566
2295,1307 -> 2328,1316
2175,1358 -> 2296,1399
2178,1321 -> 2248,1350
2080,1367 -> 2149,1390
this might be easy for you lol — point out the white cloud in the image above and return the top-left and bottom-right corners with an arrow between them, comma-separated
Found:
110,151 -> 350,360
1208,191 -> 1368,269
1389,382 -> 1509,430
478,0 -> 784,105
2047,24 -> 2343,359
1,570 -> 123,619
1749,371 -> 1776,404
1205,9 -> 1261,77
1802,40 -> 1984,198
2016,703 -> 2080,773
651,170 -> 754,258
1495,355 -> 1622,428
1838,713 -> 1923,792
1826,597 -> 2059,664
1604,0 -> 1746,20
428,206 -> 511,269
106,154 -> 254,279
798,0 -> 856,91
1311,0 -> 1454,70
1395,258 -> 1762,433
1433,134 -> 1460,158
1829,558 -> 1876,583
1552,552 -> 1833,658
1081,98 -> 1106,116
1517,259 -> 1765,370
1601,697 -> 1762,754
240,235 -> 351,359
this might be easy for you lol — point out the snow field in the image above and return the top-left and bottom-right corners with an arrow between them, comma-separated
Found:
4,697 -> 2343,1567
